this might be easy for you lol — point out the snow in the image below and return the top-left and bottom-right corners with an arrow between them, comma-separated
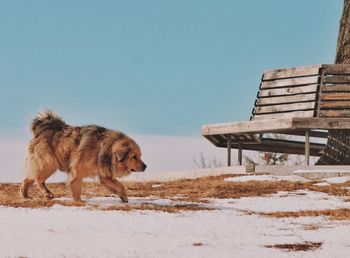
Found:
218,190 -> 350,213
293,167 -> 350,180
311,176 -> 350,186
1,190 -> 350,258
152,184 -> 163,188
321,176 -> 350,184
313,182 -> 331,187
224,174 -> 310,183
1,167 -> 350,257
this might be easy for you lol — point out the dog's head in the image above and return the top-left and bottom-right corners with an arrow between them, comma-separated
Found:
98,132 -> 147,177
111,141 -> 147,175
99,135 -> 146,177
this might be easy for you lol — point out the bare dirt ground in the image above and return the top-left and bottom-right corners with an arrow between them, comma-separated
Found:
1,175 -> 350,218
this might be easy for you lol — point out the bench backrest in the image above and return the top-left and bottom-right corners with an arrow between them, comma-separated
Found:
318,64 -> 350,117
250,64 -> 350,121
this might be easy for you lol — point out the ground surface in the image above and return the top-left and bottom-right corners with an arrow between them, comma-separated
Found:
1,174 -> 350,257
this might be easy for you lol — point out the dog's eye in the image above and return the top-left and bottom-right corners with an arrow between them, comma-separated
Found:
131,156 -> 137,160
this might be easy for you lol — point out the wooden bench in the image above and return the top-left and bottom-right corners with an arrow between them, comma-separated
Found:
202,64 -> 350,166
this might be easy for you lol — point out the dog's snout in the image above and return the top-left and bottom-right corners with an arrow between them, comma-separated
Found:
142,163 -> 147,171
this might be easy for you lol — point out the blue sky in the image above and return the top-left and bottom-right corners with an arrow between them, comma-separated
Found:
0,0 -> 343,137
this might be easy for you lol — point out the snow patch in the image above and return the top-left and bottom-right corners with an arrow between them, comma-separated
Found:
322,176 -> 350,184
313,182 -> 331,187
1,194 -> 350,258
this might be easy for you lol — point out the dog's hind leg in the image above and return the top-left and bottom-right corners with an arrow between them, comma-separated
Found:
20,177 -> 35,198
23,145 -> 57,199
99,177 -> 128,203
33,165 -> 57,199
36,179 -> 55,199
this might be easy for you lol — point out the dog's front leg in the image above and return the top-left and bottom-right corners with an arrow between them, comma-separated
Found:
68,172 -> 84,202
100,177 -> 128,203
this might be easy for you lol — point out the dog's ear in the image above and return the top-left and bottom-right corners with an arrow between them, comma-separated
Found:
115,147 -> 130,162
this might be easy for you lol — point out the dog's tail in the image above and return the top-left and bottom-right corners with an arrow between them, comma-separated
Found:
31,110 -> 66,137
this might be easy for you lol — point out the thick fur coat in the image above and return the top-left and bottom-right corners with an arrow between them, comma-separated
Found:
20,111 -> 146,202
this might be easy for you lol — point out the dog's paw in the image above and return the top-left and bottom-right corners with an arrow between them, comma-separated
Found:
120,196 -> 129,203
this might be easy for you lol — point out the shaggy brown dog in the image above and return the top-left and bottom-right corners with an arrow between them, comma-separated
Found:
20,111 -> 146,202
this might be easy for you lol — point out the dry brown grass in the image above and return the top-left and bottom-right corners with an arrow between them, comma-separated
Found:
1,174 -> 349,214
265,242 -> 322,252
93,203 -> 214,213
262,208 -> 350,220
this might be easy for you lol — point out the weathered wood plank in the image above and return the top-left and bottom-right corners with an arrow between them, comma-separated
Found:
255,94 -> 316,106
203,118 -> 350,139
321,85 -> 350,92
291,117 -> 350,129
322,64 -> 350,74
255,93 -> 316,106
319,110 -> 350,117
261,76 -> 319,89
321,93 -> 350,101
259,84 -> 318,97
325,75 -> 350,84
252,110 -> 315,121
254,102 -> 315,114
320,101 -> 350,109
202,119 -> 295,135
263,65 -> 321,81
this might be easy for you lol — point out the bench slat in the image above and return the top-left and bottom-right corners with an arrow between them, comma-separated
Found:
202,119 -> 294,135
321,85 -> 350,92
254,102 -> 315,115
261,76 -> 319,89
320,101 -> 350,109
202,118 -> 350,137
325,75 -> 350,84
255,93 -> 316,106
259,84 -> 318,97
319,110 -> 350,117
252,110 -> 315,121
321,93 -> 350,101
322,64 -> 350,75
263,65 -> 321,81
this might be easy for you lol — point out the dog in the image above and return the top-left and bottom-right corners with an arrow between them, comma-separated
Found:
20,110 -> 146,202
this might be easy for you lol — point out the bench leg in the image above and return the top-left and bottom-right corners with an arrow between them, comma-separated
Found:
227,135 -> 231,166
305,129 -> 310,166
238,142 -> 243,165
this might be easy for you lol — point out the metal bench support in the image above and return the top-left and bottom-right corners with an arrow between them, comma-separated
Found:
305,129 -> 310,166
227,135 -> 231,166
238,142 -> 243,165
